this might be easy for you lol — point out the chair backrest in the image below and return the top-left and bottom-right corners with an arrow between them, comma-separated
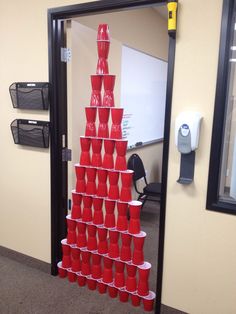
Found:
127,153 -> 146,181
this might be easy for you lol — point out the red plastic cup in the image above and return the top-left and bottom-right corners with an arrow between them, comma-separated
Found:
108,230 -> 119,259
97,227 -> 108,254
85,167 -> 97,196
102,257 -> 113,283
97,24 -> 110,41
120,233 -> 132,262
103,75 -> 115,107
87,275 -> 97,290
91,74 -> 103,90
71,190 -> 82,219
80,136 -> 91,166
81,249 -> 91,276
90,75 -> 102,107
108,283 -> 118,298
97,279 -> 107,294
61,239 -> 71,268
119,289 -> 129,302
91,253 -> 102,279
97,41 -> 110,59
96,58 -> 109,75
120,170 -> 134,202
108,170 -> 119,200
114,260 -> 125,288
87,224 -> 97,251
57,262 -> 67,278
75,165 -> 86,193
76,222 -> 87,248
132,231 -> 146,265
92,196 -> 104,225
117,201 -> 128,231
110,108 -> 123,139
115,140 -> 128,171
71,246 -> 81,272
131,293 -> 141,307
137,262 -> 151,297
82,195 -> 93,222
85,107 -> 97,136
104,199 -> 116,228
102,139 -> 115,169
91,138 -> 102,167
97,168 -> 108,197
128,200 -> 142,234
66,215 -> 77,244
98,107 -> 110,138
143,291 -> 156,311
126,264 -> 137,292
67,269 -> 77,283
77,273 -> 87,286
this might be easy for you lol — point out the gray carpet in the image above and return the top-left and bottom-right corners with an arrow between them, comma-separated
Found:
0,202 -> 185,314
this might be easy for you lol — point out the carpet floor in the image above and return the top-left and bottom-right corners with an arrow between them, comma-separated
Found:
0,202 -> 185,314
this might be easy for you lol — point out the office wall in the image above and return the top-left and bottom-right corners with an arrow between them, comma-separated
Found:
162,0 -> 236,313
0,0 -> 88,263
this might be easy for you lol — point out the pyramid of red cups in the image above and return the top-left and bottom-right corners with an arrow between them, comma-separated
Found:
57,24 -> 156,311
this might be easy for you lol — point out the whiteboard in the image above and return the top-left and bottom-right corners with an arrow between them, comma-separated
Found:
120,46 -> 168,148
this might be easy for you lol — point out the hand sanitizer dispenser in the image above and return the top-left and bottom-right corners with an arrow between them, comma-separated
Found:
175,112 -> 202,184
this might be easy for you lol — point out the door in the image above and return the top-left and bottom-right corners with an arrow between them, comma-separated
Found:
48,2 -> 176,313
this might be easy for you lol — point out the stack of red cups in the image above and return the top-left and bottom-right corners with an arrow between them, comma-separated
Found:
58,22 -> 156,312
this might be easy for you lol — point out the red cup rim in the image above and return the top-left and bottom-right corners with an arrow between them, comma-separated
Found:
90,74 -> 104,77
80,135 -> 91,139
85,106 -> 97,109
98,106 -> 111,109
71,189 -> 82,194
121,169 -> 134,174
66,214 -> 75,221
143,291 -> 156,300
97,39 -> 110,42
132,231 -> 146,238
128,200 -> 142,206
61,238 -> 69,245
114,139 -> 128,143
103,74 -> 116,78
107,169 -> 120,174
138,261 -> 151,270
111,107 -> 123,111
74,163 -> 85,168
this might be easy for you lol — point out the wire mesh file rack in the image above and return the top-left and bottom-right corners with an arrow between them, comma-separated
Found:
9,82 -> 50,110
11,119 -> 50,148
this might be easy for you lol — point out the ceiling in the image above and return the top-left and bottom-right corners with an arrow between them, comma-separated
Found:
153,6 -> 168,20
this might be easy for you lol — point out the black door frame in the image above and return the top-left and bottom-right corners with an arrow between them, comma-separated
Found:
48,1 -> 176,313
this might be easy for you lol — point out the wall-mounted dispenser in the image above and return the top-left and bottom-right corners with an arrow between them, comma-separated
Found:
175,111 -> 202,184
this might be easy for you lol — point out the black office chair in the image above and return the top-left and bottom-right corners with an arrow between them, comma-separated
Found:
127,153 -> 161,208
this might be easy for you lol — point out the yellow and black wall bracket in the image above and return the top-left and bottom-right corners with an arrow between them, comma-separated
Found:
167,0 -> 178,38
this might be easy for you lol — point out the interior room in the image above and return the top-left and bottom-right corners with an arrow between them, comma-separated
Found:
66,5 -> 168,299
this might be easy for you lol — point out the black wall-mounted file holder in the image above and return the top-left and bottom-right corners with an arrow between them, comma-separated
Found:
9,82 -> 50,110
11,119 -> 50,148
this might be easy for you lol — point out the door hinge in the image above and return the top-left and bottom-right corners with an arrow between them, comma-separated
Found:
62,148 -> 72,162
61,47 -> 71,62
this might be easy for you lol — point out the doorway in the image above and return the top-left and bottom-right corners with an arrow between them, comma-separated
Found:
48,1 -> 176,313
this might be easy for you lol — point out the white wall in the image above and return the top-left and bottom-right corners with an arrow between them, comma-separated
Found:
0,0 -> 89,263
162,0 -> 236,313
